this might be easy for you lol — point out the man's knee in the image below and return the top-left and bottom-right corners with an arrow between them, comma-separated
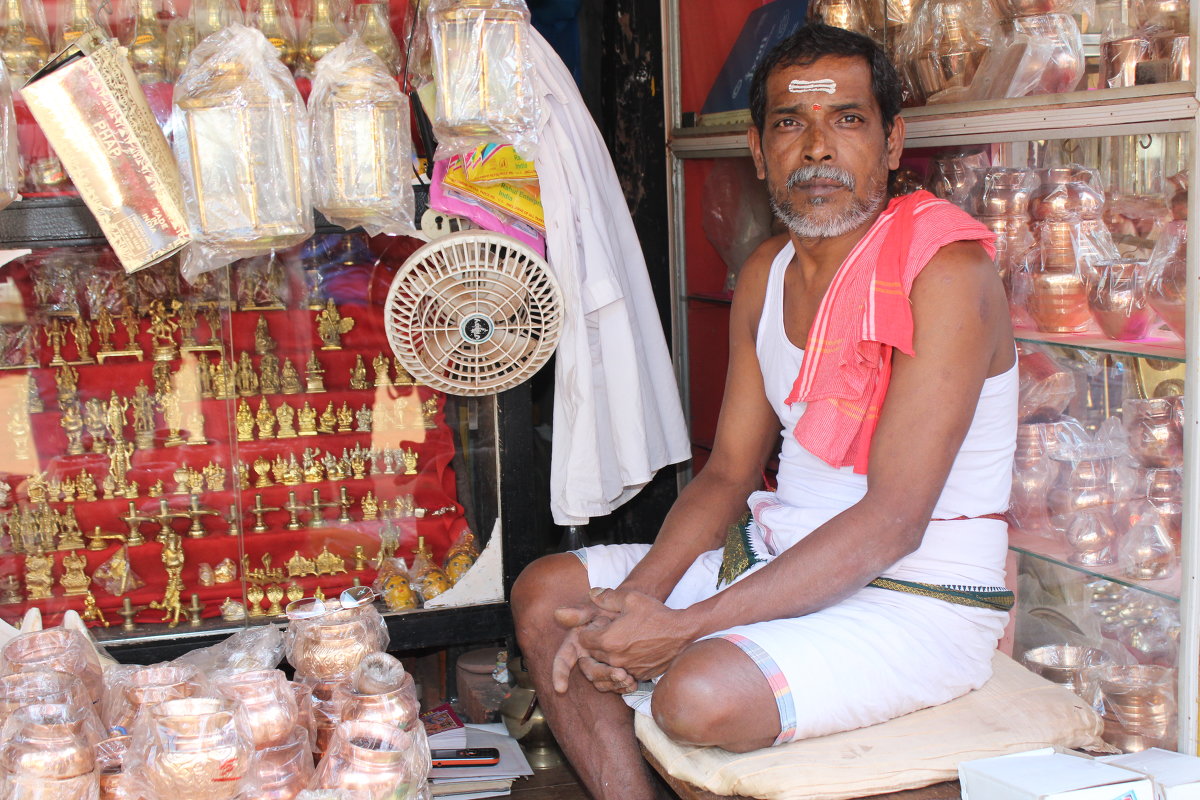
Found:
652,640 -> 778,753
510,553 -> 587,641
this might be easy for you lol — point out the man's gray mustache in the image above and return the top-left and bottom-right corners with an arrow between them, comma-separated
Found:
785,166 -> 856,191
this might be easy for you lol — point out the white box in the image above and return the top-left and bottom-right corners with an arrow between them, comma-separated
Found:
960,749 -> 1155,800
1104,748 -> 1200,800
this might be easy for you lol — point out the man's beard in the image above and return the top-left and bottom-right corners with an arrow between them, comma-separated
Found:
768,164 -> 887,240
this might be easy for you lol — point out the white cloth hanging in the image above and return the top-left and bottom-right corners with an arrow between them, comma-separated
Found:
526,30 -> 690,526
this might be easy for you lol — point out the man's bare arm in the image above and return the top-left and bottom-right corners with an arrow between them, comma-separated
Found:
614,236 -> 787,601
575,241 -> 1014,679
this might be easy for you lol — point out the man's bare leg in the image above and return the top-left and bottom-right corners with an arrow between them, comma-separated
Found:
511,554 -> 670,800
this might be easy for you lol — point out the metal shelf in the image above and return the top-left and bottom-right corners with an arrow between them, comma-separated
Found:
1015,328 -> 1186,363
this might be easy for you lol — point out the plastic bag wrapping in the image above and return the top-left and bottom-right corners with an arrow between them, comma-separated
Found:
1016,343 -> 1078,422
895,0 -> 994,105
0,703 -> 102,797
352,652 -> 411,696
702,159 -> 774,294
249,724 -> 315,798
95,734 -> 136,800
374,558 -> 420,611
309,719 -> 429,800
215,668 -> 299,750
335,666 -> 428,783
297,790 -> 353,800
245,0 -> 299,65
403,0 -> 435,89
1119,502 -> 1178,580
1145,218 -> 1187,338
1086,257 -> 1158,341
0,628 -> 105,707
989,0 -> 1095,19
1098,663 -> 1177,746
927,147 -> 990,206
427,0 -> 537,159
443,529 -> 480,585
123,697 -> 255,800
1010,417 -> 1086,535
101,663 -> 206,733
411,542 -> 451,603
808,0 -> 885,44
1134,0 -> 1190,32
171,23 -> 313,281
0,670 -> 93,732
0,59 -> 20,212
93,548 -> 146,598
965,13 -> 1083,100
283,598 -> 389,681
310,35 -> 416,237
172,625 -> 286,675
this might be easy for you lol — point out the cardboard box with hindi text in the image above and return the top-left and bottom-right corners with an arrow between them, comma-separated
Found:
21,31 -> 189,273
960,748 -> 1154,800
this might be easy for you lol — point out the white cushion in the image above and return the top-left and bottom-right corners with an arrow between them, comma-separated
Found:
635,652 -> 1106,800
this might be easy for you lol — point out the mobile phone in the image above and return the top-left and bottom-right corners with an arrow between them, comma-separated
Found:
430,748 -> 501,767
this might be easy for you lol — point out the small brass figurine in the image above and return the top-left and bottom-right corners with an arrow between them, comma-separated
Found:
259,352 -> 281,395
119,502 -> 152,547
236,400 -> 256,442
284,491 -> 304,531
70,316 -> 94,364
318,402 -> 336,434
25,374 -> 42,414
253,456 -> 273,488
281,358 -> 302,394
236,352 -> 259,396
265,584 -> 284,616
214,557 -> 238,584
178,302 -> 199,348
316,299 -> 354,349
353,545 -> 367,571
59,550 -> 90,596
55,363 -> 79,409
422,397 -> 439,429
151,360 -> 173,398
336,402 -> 353,433
106,391 -> 130,443
286,551 -> 316,578
286,582 -> 304,604
305,352 -> 326,392
82,592 -> 110,627
147,298 -> 182,361
339,487 -> 354,524
394,358 -> 415,386
248,494 -> 281,533
246,584 -> 266,617
95,308 -> 116,353
308,489 -> 336,529
46,318 -> 67,366
400,447 -> 418,475
298,401 -> 318,435
349,354 -> 369,390
202,463 -> 226,492
24,546 -> 53,600
7,407 -> 34,460
75,471 -> 98,502
84,397 -> 108,454
158,392 -> 185,447
220,597 -> 246,621
255,399 -> 275,439
361,491 -> 379,521
276,402 -> 298,438
184,409 -> 207,445
314,545 -> 346,575
132,382 -> 156,449
0,576 -> 22,605
149,532 -> 186,628
372,353 -> 390,386
254,315 -> 276,355
356,405 -> 372,433
185,495 -> 220,538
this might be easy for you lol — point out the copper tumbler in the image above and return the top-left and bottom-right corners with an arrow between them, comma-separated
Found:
1028,270 -> 1092,333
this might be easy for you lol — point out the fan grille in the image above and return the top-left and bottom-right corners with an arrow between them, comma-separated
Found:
384,231 -> 563,396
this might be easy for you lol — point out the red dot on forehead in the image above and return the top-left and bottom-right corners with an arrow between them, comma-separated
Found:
812,104 -> 822,110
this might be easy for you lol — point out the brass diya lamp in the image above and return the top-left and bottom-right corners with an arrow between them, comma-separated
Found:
311,720 -> 421,797
1,628 -> 104,706
1087,259 -> 1157,340
220,669 -> 297,750
0,703 -> 99,798
1123,395 -> 1184,468
144,697 -> 250,799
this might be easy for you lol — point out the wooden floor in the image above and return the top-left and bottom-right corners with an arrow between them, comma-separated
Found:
510,761 -> 592,800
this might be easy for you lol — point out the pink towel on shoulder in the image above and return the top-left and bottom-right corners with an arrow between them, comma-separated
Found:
785,190 -> 996,474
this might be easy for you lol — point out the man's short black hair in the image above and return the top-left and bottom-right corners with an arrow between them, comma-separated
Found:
749,23 -> 902,136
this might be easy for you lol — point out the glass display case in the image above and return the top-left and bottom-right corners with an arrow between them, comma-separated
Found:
663,0 -> 1200,755
0,227 -> 536,661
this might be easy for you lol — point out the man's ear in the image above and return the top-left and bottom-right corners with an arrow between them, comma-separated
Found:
885,115 -> 906,171
748,126 -> 767,180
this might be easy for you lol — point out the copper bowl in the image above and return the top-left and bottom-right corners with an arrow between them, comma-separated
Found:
0,703 -> 96,779
1023,644 -> 1111,700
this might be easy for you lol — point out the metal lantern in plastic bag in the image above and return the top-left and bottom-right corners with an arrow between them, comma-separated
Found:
173,24 -> 312,276
311,36 -> 414,236
429,0 -> 536,155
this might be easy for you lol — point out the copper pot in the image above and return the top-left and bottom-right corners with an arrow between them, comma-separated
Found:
0,670 -> 91,728
1146,467 -> 1183,550
1016,348 -> 1076,422
1030,166 -> 1105,221
146,698 -> 250,799
1100,35 -> 1148,88
1121,502 -> 1178,580
1,703 -> 96,778
970,168 -> 1033,216
1010,424 -> 1056,533
1087,259 -> 1157,340
96,735 -> 136,800
1098,664 -> 1176,747
1147,220 -> 1187,338
220,669 -> 297,750
1,629 -> 104,706
1022,644 -> 1111,701
991,0 -> 1077,17
911,3 -> 986,98
251,725 -> 313,800
1134,0 -> 1188,32
311,720 -> 419,799
286,604 -> 387,681
113,665 -> 199,731
1028,271 -> 1091,333
928,148 -> 990,201
1123,396 -> 1184,468
1008,14 -> 1085,94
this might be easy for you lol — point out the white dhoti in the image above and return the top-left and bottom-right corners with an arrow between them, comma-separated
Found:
573,511 -> 1009,745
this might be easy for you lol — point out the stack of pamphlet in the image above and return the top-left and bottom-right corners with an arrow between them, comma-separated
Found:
429,724 -> 534,799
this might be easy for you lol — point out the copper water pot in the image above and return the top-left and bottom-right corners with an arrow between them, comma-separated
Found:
146,698 -> 250,799
0,670 -> 91,728
311,720 -> 418,799
221,669 -> 297,750
336,677 -> 420,730
1028,271 -> 1091,333
1,628 -> 104,706
1030,167 -> 1105,221
96,735 -> 136,800
1123,396 -> 1184,468
114,664 -> 198,731
970,167 -> 1033,216
251,725 -> 314,800
1147,220 -> 1187,338
287,605 -> 386,680
1087,259 -> 1156,340
1,703 -> 95,778
1146,467 -> 1183,550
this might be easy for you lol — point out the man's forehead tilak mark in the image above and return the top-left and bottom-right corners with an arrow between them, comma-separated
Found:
787,79 -> 837,94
